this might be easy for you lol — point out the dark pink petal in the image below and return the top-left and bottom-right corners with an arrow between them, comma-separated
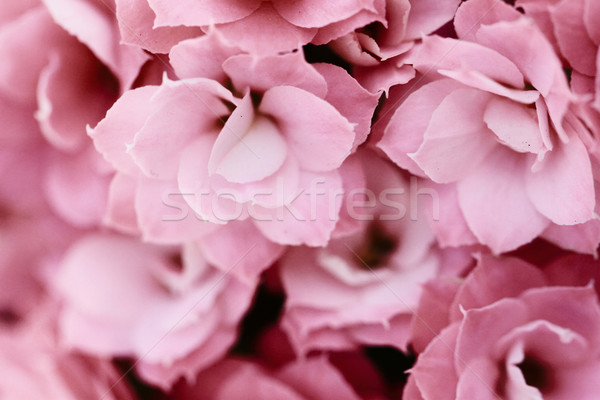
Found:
457,148 -> 550,253
259,86 -> 355,172
272,0 -> 376,28
216,3 -> 317,55
378,79 -> 464,177
116,0 -> 202,54
170,30 -> 241,82
222,52 -> 327,98
410,88 -> 497,183
525,137 -> 595,225
147,0 -> 262,26
312,63 -> 380,150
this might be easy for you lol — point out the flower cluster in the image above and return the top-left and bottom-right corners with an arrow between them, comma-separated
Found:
2,0 -> 600,398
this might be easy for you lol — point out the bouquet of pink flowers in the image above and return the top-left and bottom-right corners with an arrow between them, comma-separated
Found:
2,0 -> 600,398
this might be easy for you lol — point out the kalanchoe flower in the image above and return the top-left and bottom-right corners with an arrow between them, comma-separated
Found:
407,254 -> 600,400
378,0 -> 597,254
90,44 -> 378,247
52,234 -> 255,389
279,150 -> 445,354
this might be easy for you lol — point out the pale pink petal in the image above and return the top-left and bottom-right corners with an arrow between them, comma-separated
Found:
277,356 -> 362,400
550,0 -> 596,76
542,221 -> 600,255
147,0 -> 262,26
177,136 -> 246,224
378,78 -> 464,177
170,30 -> 241,82
216,3 -> 316,55
42,0 -> 149,90
89,84 -> 160,176
449,255 -> 547,321
253,170 -> 343,246
0,7 -> 60,104
457,148 -> 550,253
409,35 -> 525,89
410,325 -> 460,400
208,94 -> 288,184
103,172 -> 141,235
410,279 -> 460,354
454,0 -> 521,42
475,19 -> 572,134
525,138 -> 595,225
135,178 -> 217,244
353,59 -> 415,95
425,182 -> 479,248
404,0 -> 460,40
410,88 -> 497,183
116,0 -> 202,54
483,96 -> 545,154
130,78 -> 234,180
222,52 -> 327,98
44,148 -> 111,228
456,299 -> 529,369
311,7 -> 383,45
136,329 -> 238,390
312,63 -> 380,150
198,220 -> 285,284
272,0 -> 376,28
455,358 -> 503,400
584,0 -> 600,44
259,86 -> 355,172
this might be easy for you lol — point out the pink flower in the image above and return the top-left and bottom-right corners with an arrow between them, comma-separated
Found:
52,233 -> 255,389
279,150 -> 445,354
406,254 -> 600,399
378,0 -> 597,254
90,46 -> 378,247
